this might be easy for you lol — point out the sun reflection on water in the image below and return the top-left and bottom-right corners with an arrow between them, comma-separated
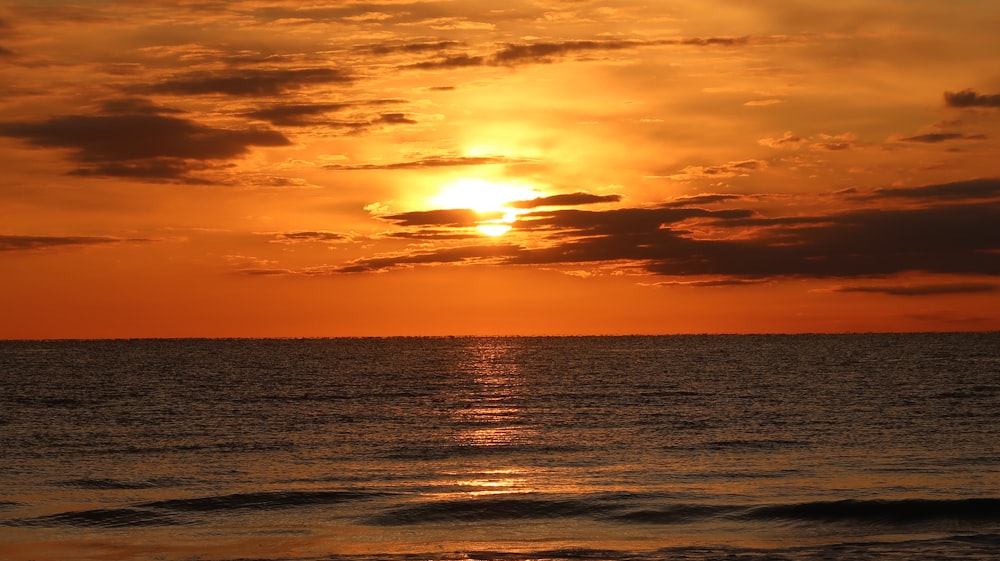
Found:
447,339 -> 539,496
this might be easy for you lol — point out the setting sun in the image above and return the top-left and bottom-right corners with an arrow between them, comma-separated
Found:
432,178 -> 540,236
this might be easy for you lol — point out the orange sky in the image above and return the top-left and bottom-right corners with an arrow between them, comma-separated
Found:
1,0 -> 998,338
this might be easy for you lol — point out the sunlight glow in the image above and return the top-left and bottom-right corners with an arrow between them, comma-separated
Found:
433,178 -> 540,236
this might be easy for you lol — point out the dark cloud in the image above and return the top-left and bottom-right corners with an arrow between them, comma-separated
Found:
380,209 -> 502,227
661,194 -> 746,208
337,179 -> 1000,279
0,112 -> 290,180
136,68 -> 353,97
867,178 -> 1000,201
98,98 -> 182,115
667,159 -> 766,179
516,207 -> 753,235
509,193 -> 622,209
338,244 -> 522,273
0,235 -> 142,252
897,132 -> 986,143
834,283 -> 998,296
246,103 -> 352,126
944,89 -> 1000,108
811,141 -> 852,151
245,99 -> 404,126
646,279 -> 771,288
364,40 -> 464,55
492,40 -> 640,65
376,113 -> 417,125
324,155 -> 528,170
0,45 -> 14,57
272,231 -> 352,244
383,230 -> 481,240
408,37 -> 752,69
408,53 -> 486,70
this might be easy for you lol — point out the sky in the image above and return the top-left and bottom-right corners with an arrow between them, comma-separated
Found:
1,0 -> 999,338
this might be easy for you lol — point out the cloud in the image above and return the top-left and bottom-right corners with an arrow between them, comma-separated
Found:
866,178 -> 1000,201
323,154 -> 529,170
661,194 -> 746,208
408,36 -> 754,69
363,40 -> 464,55
508,192 -> 622,209
271,231 -> 352,244
335,179 -> 1000,279
516,207 -> 753,235
0,109 -> 290,181
246,103 -> 354,126
944,89 -> 1000,108
833,283 -> 998,296
758,131 -> 805,149
245,99 -> 405,126
338,244 -> 522,273
0,235 -> 143,252
897,132 -> 986,143
384,229 -> 482,241
135,68 -> 353,97
380,209 -> 502,227
643,279 -> 771,288
665,159 -> 766,180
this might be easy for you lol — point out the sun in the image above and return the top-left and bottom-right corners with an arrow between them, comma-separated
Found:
432,178 -> 540,236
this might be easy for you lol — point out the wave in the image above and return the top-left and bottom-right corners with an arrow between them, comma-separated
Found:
365,495 -> 621,525
365,495 -> 1000,527
57,477 -> 184,490
6,507 -> 182,528
742,498 -> 1000,524
141,489 -> 385,512
3,489 -> 388,528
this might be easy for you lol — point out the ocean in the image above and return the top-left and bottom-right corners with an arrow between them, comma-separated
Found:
1,334 -> 997,561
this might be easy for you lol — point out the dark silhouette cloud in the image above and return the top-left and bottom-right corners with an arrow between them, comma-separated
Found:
272,231 -> 352,244
645,279 -> 771,287
333,179 -> 1000,278
944,89 -> 1000,108
516,207 -> 754,235
0,235 -> 143,251
324,155 -> 528,170
867,178 -> 1000,201
136,68 -> 353,97
383,230 -> 481,240
98,98 -> 182,115
408,53 -> 486,70
380,209 -> 502,227
245,99 -> 405,126
246,103 -> 353,126
338,244 -> 522,273
898,132 -> 986,143
376,113 -> 417,125
661,194 -> 746,208
834,283 -> 998,296
408,37 -> 753,69
509,193 -> 622,209
0,112 -> 290,180
364,40 -> 463,55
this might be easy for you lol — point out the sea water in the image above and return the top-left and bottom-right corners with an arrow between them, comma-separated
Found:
1,334 -> 998,560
